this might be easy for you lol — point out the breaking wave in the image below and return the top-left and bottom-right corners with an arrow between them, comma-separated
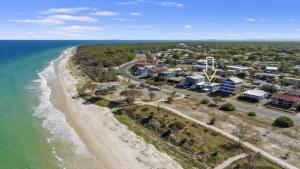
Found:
33,49 -> 93,168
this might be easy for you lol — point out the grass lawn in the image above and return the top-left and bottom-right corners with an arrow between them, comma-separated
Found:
135,54 -> 146,59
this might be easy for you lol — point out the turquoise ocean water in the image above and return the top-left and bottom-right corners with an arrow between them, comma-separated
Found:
0,41 -> 84,169
0,40 -> 168,169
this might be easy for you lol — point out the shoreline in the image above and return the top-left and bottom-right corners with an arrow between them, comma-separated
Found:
51,47 -> 182,169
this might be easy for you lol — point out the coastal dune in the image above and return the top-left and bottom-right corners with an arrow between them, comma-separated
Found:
53,47 -> 182,169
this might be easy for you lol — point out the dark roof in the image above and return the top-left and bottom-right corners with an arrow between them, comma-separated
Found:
272,94 -> 300,102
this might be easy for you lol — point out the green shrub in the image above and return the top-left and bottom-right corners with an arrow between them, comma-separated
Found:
220,103 -> 235,111
94,89 -> 107,96
297,103 -> 300,111
128,84 -> 136,89
273,116 -> 294,128
141,107 -> 150,112
212,151 -> 218,157
208,103 -> 218,107
247,112 -> 256,116
169,121 -> 185,131
207,117 -> 215,125
280,79 -> 292,86
237,96 -> 260,103
167,96 -> 174,103
261,85 -> 278,93
213,96 -> 224,103
149,92 -> 156,100
200,99 -> 210,104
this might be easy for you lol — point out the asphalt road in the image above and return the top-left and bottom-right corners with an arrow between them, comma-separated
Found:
121,61 -> 299,169
119,61 -> 300,125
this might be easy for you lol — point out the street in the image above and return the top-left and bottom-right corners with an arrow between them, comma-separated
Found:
119,61 -> 300,125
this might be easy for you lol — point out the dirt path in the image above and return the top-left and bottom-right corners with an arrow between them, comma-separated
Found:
136,100 -> 298,169
214,153 -> 247,169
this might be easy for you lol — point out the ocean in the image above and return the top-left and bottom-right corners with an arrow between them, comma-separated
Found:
0,40 -> 174,169
0,41 -> 77,169
0,40 -> 157,169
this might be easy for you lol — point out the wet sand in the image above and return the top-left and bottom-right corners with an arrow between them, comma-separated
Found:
50,47 -> 182,169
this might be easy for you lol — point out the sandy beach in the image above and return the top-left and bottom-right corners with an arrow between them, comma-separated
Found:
51,47 -> 182,169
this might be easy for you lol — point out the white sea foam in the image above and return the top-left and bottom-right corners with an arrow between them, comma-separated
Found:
33,49 -> 90,165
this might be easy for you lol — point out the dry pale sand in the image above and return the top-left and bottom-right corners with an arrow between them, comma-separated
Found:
53,47 -> 182,169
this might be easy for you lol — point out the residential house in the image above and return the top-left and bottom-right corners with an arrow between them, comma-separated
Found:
271,93 -> 300,108
135,67 -> 148,76
167,67 -> 183,73
227,65 -> 252,73
197,59 -> 206,65
135,65 -> 154,76
158,71 -> 176,79
185,74 -> 205,85
134,50 -> 149,55
167,76 -> 184,84
219,77 -> 244,95
149,66 -> 167,77
241,89 -> 268,100
176,59 -> 184,64
265,67 -> 278,73
184,58 -> 197,64
195,82 -> 220,92
192,64 -> 206,71
255,73 -> 279,82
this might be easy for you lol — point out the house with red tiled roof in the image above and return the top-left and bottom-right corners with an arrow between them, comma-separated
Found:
271,93 -> 300,109
149,66 -> 167,77
150,66 -> 167,74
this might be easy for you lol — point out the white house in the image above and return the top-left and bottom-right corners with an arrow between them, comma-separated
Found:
167,67 -> 183,73
227,65 -> 252,73
196,82 -> 220,92
265,67 -> 278,73
241,89 -> 268,100
197,59 -> 206,65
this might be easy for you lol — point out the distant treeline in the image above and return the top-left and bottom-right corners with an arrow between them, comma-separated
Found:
73,44 -> 174,82
186,41 -> 300,59
73,42 -> 300,81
